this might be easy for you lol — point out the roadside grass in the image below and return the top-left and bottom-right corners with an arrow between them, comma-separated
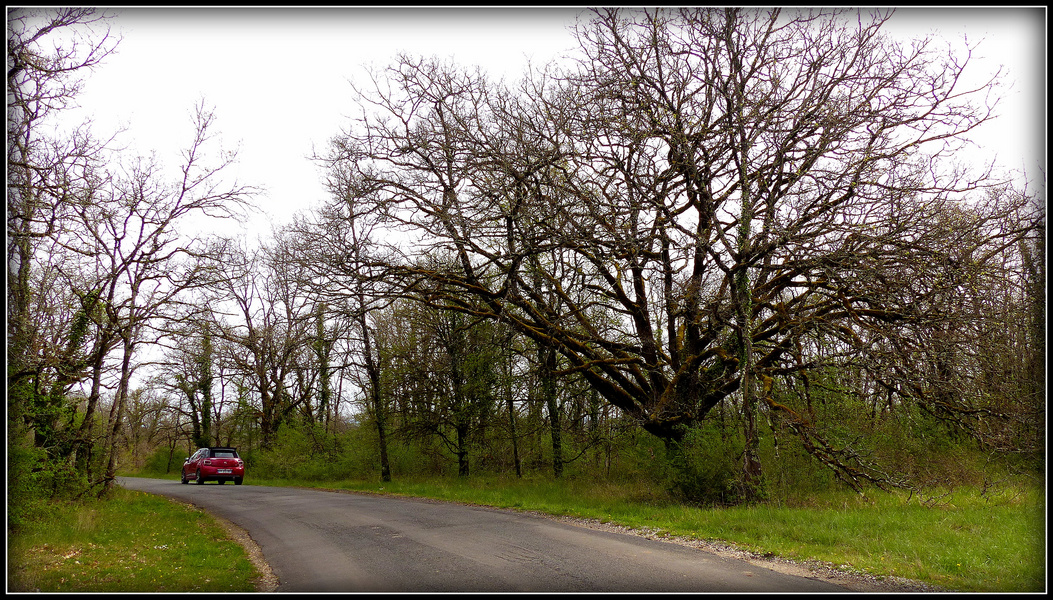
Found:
259,473 -> 1044,592
655,487 -> 1046,592
7,487 -> 259,592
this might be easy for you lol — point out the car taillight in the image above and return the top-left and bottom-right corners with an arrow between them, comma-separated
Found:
203,460 -> 211,466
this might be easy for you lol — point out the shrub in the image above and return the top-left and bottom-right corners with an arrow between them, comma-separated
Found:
661,422 -> 744,506
139,445 -> 184,476
8,430 -> 48,532
250,423 -> 381,482
7,422 -> 94,531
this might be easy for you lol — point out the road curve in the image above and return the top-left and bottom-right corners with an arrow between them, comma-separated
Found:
118,476 -> 845,593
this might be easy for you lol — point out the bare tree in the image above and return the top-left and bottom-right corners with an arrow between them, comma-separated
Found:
51,103 -> 252,491
206,234 -> 317,450
283,157 -> 406,480
321,8 -> 1035,493
7,9 -> 119,458
156,319 -> 217,449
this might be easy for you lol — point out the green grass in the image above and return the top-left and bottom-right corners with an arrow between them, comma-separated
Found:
655,488 -> 1045,592
7,487 -> 260,592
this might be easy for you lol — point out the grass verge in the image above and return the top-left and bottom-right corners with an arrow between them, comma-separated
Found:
7,486 -> 260,592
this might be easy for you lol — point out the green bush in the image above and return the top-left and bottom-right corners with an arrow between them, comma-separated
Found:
251,423 -> 380,482
7,423 -> 95,532
253,426 -> 318,480
661,422 -> 744,506
139,445 -> 184,476
8,430 -> 48,532
759,428 -> 837,504
335,426 -> 380,477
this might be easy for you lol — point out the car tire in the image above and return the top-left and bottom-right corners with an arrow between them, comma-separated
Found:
181,472 -> 188,484
234,477 -> 243,485
196,470 -> 204,484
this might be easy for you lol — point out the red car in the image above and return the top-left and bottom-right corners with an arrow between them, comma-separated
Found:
181,446 -> 245,485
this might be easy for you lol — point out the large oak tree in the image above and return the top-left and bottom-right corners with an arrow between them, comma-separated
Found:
318,8 -> 1039,488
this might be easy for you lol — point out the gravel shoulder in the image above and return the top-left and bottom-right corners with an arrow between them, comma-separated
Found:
212,514 -> 280,592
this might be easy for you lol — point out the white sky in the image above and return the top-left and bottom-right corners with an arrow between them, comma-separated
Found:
50,7 -> 1047,236
60,7 -> 582,235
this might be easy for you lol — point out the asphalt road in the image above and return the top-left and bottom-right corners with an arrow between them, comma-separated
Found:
118,476 -> 846,593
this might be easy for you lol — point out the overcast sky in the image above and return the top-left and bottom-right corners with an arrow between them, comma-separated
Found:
52,7 -> 1045,236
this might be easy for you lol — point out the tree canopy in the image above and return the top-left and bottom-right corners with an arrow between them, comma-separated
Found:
315,7 -> 1039,479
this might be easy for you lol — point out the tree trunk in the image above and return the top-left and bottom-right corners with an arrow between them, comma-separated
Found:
502,326 -> 523,478
361,313 -> 391,482
102,333 -> 135,495
540,344 -> 562,478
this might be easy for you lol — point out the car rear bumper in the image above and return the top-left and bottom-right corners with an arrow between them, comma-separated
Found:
198,466 -> 244,480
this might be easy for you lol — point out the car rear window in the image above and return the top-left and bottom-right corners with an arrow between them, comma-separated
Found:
211,450 -> 238,458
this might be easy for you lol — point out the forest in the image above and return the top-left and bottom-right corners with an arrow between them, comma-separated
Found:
8,8 -> 1044,523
